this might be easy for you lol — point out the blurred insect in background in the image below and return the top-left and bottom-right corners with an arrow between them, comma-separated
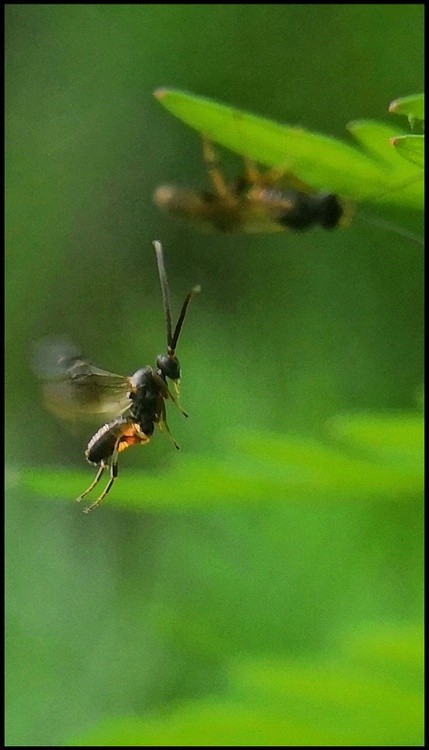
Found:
154,136 -> 422,244
154,135 -> 351,234
33,241 -> 200,514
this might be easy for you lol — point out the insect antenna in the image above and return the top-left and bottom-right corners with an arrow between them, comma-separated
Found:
170,284 -> 201,354
153,240 -> 173,348
153,240 -> 200,356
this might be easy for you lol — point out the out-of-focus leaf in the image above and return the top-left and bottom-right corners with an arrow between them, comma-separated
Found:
347,120 -> 407,166
325,412 -> 423,466
21,408 -> 423,512
389,94 -> 425,128
339,623 -> 424,673
390,134 -> 425,168
69,622 -> 423,747
154,88 -> 423,208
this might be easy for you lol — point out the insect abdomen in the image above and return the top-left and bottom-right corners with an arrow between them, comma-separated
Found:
85,418 -> 129,465
276,190 -> 343,230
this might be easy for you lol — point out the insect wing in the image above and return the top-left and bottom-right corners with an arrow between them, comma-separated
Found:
32,338 -> 131,421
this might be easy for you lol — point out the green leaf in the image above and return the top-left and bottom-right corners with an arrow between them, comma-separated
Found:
154,88 -> 423,208
69,623 -> 423,747
347,120 -> 407,167
325,411 -> 424,465
21,409 -> 423,512
390,134 -> 425,168
389,94 -> 425,128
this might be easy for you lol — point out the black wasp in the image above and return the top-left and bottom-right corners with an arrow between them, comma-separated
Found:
154,136 -> 351,234
33,241 -> 200,513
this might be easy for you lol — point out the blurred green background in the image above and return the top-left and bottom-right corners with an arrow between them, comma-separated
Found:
5,4 -> 423,746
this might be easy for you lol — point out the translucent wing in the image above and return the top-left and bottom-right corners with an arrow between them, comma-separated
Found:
32,337 -> 131,422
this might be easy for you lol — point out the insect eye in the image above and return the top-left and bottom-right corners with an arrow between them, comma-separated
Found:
157,354 -> 181,381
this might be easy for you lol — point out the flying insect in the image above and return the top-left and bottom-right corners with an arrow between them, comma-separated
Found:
154,136 -> 351,234
33,241 -> 200,514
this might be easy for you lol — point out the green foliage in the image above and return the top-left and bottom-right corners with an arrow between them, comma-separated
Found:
69,623 -> 423,746
325,411 -> 423,464
387,94 -> 424,168
389,94 -> 425,128
390,134 -> 424,168
155,89 -> 423,209
22,409 -> 423,511
6,5 -> 423,748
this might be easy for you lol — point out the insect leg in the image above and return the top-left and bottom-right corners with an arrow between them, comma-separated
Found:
76,462 -> 106,502
83,443 -> 120,514
242,157 -> 264,185
151,371 -> 188,418
159,400 -> 180,450
261,165 -> 312,192
201,136 -> 235,203
167,385 -> 188,418
242,153 -> 314,193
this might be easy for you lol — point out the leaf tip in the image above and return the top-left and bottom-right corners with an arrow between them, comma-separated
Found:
154,88 -> 168,101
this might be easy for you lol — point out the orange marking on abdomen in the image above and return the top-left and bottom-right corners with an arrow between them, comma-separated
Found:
117,424 -> 150,452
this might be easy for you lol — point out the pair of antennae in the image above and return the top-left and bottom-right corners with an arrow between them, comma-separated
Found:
153,241 -> 201,355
